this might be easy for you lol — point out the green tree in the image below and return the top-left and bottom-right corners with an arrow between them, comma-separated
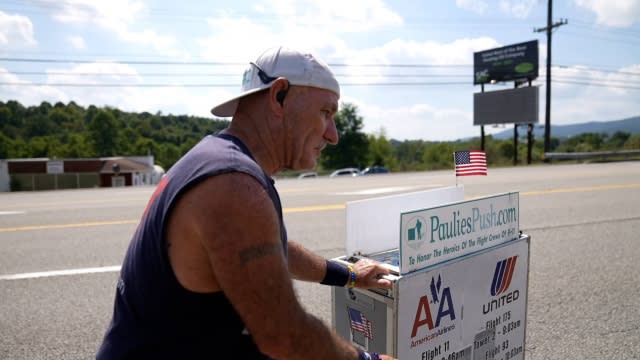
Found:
366,128 -> 397,169
498,140 -> 514,159
28,136 -> 49,157
0,132 -> 11,158
320,102 -> 369,169
61,133 -> 94,158
89,109 -> 119,156
393,140 -> 426,171
157,143 -> 182,169
606,131 -> 630,149
623,134 -> 640,149
423,142 -> 454,170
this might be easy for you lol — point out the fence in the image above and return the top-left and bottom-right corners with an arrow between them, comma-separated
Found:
544,150 -> 640,162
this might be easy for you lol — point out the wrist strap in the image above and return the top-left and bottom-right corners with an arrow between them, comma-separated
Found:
347,264 -> 357,288
358,349 -> 381,360
320,260 -> 349,286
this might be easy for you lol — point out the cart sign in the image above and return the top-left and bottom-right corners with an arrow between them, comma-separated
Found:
400,192 -> 519,275
474,40 -> 538,84
397,238 -> 528,360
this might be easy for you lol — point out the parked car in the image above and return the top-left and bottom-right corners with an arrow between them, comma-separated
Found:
360,166 -> 390,175
329,168 -> 360,178
297,172 -> 318,179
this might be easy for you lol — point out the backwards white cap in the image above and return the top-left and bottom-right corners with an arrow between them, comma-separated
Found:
211,46 -> 340,117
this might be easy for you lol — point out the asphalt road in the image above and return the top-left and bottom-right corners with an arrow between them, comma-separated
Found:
0,162 -> 638,359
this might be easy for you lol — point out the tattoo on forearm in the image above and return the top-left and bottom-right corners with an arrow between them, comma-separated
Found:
239,244 -> 282,265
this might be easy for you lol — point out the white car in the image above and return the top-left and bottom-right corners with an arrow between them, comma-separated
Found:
329,168 -> 360,178
297,172 -> 318,179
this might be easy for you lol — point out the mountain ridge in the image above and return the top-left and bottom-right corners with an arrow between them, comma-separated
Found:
489,115 -> 640,140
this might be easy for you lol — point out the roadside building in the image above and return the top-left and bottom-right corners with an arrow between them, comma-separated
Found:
1,156 -> 163,192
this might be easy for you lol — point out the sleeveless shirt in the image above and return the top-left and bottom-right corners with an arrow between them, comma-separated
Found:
97,133 -> 287,359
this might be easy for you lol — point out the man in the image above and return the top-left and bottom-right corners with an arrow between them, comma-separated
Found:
98,46 -> 396,360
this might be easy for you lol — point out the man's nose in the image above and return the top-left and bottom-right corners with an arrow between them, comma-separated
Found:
325,118 -> 339,145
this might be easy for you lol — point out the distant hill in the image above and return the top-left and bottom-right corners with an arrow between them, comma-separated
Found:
490,116 -> 640,140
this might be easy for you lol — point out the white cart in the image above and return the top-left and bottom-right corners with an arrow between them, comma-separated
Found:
332,188 -> 528,360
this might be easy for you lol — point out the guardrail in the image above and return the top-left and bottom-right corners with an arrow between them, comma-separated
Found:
544,150 -> 640,161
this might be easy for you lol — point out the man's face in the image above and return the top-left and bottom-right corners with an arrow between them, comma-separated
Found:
285,86 -> 339,170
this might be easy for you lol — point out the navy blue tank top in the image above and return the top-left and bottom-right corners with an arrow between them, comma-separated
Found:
97,133 -> 287,359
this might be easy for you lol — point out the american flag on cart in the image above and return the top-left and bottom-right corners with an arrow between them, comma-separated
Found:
348,307 -> 373,339
454,151 -> 487,176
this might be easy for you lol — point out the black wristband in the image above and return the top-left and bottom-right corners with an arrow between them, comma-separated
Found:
320,260 -> 350,286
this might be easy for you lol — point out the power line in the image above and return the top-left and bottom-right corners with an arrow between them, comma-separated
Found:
0,81 -> 473,87
553,65 -> 640,76
553,80 -> 640,90
0,58 -> 243,66
4,70 -> 471,79
0,57 -> 472,68
6,68 -> 638,79
570,18 -> 640,37
560,29 -> 640,47
2,79 -> 639,90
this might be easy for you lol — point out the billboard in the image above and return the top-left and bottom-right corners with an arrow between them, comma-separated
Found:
474,40 -> 538,85
474,86 -> 539,126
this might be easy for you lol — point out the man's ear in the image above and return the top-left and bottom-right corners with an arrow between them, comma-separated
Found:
270,79 -> 290,112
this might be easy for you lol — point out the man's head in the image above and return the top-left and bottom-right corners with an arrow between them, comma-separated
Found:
211,47 -> 340,117
211,47 -> 341,171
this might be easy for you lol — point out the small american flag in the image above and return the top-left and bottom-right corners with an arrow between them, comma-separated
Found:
348,308 -> 373,339
454,151 -> 487,176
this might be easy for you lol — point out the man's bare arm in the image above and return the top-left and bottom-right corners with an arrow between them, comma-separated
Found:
287,241 -> 327,282
174,172 -> 362,359
288,241 -> 393,290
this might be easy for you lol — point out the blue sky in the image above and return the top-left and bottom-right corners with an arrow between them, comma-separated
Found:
1,0 -> 638,141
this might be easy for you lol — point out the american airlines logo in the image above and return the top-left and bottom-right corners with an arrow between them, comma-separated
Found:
490,256 -> 517,296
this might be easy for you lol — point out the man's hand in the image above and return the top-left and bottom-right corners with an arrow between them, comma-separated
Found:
379,355 -> 397,360
352,259 -> 393,289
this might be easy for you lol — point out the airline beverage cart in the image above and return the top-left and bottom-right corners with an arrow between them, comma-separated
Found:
332,187 -> 528,360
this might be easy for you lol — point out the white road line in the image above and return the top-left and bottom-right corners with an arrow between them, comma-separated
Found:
0,211 -> 26,215
334,186 -> 440,196
0,265 -> 121,280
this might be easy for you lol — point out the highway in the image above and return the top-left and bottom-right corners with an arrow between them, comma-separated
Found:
0,162 -> 638,359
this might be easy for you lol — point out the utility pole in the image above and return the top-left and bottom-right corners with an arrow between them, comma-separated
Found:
534,0 -> 567,160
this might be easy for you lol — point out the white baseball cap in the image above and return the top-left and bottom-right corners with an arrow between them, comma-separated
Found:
210,46 -> 340,117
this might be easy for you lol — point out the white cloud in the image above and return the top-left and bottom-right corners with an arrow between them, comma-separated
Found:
355,37 -> 500,65
33,0 -> 177,55
67,35 -> 86,50
265,0 -> 403,32
39,62 -> 225,117
0,68 -> 68,106
45,0 -> 143,27
197,14 -> 353,109
199,0 -> 402,61
550,64 -> 640,124
456,0 -> 489,15
456,0 -> 537,18
354,99 -> 475,141
575,0 -> 640,27
499,0 -> 538,19
0,11 -> 37,47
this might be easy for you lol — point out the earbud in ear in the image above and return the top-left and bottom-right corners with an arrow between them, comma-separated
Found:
276,80 -> 290,107
276,88 -> 288,106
